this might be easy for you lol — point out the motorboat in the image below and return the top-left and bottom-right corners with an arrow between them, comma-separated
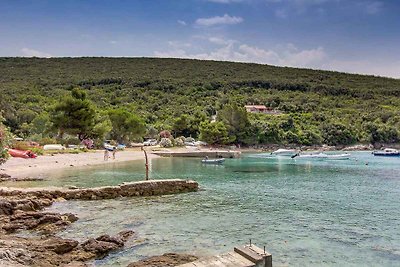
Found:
372,148 -> 400,157
271,149 -> 298,157
325,153 -> 351,160
201,158 -> 225,164
294,153 -> 328,160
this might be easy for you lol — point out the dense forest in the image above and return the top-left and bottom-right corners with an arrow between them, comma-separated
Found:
1,57 -> 400,147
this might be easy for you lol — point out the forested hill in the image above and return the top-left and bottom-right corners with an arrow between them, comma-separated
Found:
1,57 -> 400,146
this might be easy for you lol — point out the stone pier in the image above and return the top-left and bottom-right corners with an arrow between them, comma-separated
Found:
179,244 -> 272,267
0,179 -> 198,200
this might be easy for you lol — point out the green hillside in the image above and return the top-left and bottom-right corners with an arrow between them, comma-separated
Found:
1,57 -> 400,146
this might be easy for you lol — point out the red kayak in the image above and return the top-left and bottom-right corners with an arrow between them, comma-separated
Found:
8,149 -> 37,159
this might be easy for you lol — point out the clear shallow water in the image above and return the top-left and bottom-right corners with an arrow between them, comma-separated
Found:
37,152 -> 400,266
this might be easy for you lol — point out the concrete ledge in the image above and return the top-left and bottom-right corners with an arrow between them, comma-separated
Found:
0,179 -> 199,200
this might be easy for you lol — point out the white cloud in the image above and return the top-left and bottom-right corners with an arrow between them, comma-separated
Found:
167,41 -> 192,48
195,14 -> 244,27
324,59 -> 400,78
177,20 -> 187,26
21,48 -> 52,58
275,8 -> 288,18
208,37 -> 236,46
154,38 -> 400,78
206,0 -> 244,3
109,40 -> 117,44
154,39 -> 327,69
364,1 -> 383,15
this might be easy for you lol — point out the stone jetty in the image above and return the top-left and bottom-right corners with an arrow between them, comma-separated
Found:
0,179 -> 198,200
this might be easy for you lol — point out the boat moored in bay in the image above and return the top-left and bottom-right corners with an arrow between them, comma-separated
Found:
271,149 -> 299,157
201,158 -> 225,164
372,148 -> 400,157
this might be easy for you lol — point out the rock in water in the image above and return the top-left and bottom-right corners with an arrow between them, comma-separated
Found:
42,237 -> 79,254
127,253 -> 198,267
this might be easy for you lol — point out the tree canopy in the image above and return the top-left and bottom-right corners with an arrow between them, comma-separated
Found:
51,88 -> 96,140
108,108 -> 146,143
1,57 -> 400,146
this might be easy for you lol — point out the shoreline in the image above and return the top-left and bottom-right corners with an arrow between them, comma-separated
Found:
0,149 -> 159,180
0,145 -> 377,180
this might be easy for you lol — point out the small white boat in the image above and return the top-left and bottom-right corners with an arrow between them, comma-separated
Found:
325,153 -> 351,160
295,153 -> 328,160
201,158 -> 225,164
373,148 -> 400,157
271,149 -> 298,157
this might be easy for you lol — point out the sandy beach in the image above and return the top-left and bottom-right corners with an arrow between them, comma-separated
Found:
0,149 -> 159,179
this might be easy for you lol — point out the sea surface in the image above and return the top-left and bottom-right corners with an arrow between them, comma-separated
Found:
13,152 -> 400,266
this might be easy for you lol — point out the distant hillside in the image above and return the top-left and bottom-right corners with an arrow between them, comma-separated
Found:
1,57 -> 400,146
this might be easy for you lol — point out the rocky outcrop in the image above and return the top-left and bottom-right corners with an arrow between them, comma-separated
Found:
344,144 -> 374,151
0,173 -> 45,183
82,230 -> 134,258
0,231 -> 134,266
1,210 -> 78,234
0,173 -> 11,182
0,197 -> 75,234
0,179 -> 199,266
0,179 -> 199,200
127,253 -> 198,267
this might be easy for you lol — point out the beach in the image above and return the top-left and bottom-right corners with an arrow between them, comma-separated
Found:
0,149 -> 159,179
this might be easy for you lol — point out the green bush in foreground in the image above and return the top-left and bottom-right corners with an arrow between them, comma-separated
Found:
0,117 -> 11,164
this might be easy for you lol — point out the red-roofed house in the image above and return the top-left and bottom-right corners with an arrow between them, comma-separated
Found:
244,105 -> 282,114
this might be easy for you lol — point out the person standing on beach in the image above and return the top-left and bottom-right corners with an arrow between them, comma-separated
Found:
104,149 -> 109,161
112,147 -> 117,159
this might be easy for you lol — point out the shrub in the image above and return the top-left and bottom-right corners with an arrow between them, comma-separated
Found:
37,137 -> 57,146
159,138 -> 173,148
0,122 -> 11,165
175,136 -> 185,147
159,130 -> 171,139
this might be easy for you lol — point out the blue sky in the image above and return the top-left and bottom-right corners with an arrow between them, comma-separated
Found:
1,0 -> 399,77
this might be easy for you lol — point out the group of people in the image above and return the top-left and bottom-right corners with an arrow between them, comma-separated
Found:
104,146 -> 117,161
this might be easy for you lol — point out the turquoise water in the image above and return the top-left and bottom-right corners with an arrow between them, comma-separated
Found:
40,152 -> 400,266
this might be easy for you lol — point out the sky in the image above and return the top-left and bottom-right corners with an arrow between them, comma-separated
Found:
0,0 -> 399,78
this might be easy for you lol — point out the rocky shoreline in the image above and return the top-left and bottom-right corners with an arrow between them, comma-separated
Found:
0,180 -> 199,266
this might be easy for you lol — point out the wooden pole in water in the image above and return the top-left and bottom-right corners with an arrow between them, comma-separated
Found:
141,146 -> 149,180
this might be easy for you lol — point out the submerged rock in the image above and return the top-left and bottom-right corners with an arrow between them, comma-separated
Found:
82,230 -> 134,258
127,253 -> 198,267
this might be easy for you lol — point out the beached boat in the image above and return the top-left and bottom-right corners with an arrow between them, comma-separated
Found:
372,148 -> 400,157
271,149 -> 298,157
201,158 -> 225,164
8,149 -> 37,159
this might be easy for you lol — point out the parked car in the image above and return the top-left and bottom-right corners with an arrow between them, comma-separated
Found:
184,141 -> 196,146
143,139 -> 158,146
43,144 -> 66,150
194,141 -> 208,146
117,144 -> 126,150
